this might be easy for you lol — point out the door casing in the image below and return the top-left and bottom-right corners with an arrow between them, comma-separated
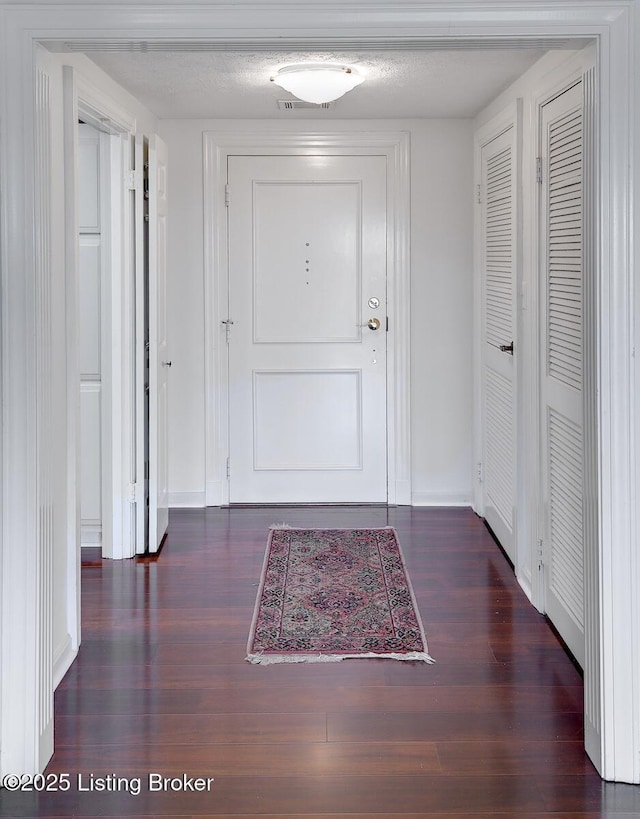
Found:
61,66 -> 141,688
203,131 -> 411,507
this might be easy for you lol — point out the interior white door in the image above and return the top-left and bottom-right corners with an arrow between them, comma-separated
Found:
480,126 -> 518,563
148,134 -> 169,550
540,80 -> 585,666
227,154 -> 387,503
77,124 -> 104,548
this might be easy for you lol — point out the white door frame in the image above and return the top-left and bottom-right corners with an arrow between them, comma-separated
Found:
63,66 -> 140,566
58,67 -> 140,689
203,131 -> 411,507
0,0 -> 637,784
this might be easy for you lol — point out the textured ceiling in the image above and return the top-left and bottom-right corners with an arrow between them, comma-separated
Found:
87,48 -> 549,119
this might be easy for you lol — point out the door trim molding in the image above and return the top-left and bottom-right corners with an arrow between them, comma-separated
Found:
203,130 -> 411,506
63,66 -> 139,562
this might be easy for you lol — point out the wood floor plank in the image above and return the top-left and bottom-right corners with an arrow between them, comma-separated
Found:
53,713 -> 327,746
435,739 -> 592,775
327,710 -> 583,743
46,740 -> 442,776
536,774 -> 640,813
381,655 -> 583,687
0,774 -> 548,816
61,654 -> 583,689
54,682 -> 584,716
30,815 -> 614,819
192,815 -> 610,819
58,659 -> 393,688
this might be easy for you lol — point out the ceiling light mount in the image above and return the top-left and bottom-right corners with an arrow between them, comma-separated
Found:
270,63 -> 364,104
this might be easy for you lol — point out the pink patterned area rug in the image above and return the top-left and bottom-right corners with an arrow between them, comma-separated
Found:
246,527 -> 434,665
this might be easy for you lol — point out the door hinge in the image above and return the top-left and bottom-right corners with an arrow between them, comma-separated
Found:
226,457 -> 231,480
476,462 -> 484,483
225,184 -> 230,207
476,183 -> 482,204
128,482 -> 140,503
126,168 -> 143,192
536,157 -> 543,185
537,538 -> 544,571
221,318 -> 234,343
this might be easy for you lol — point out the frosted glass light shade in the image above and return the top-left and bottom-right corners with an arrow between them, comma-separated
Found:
270,64 -> 364,104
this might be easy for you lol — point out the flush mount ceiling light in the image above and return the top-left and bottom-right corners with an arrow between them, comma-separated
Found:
270,63 -> 364,104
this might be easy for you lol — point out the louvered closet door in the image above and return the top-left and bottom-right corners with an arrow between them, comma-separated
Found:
481,126 -> 517,563
540,81 -> 585,666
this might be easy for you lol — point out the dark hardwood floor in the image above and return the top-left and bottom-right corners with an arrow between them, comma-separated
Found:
4,506 -> 640,817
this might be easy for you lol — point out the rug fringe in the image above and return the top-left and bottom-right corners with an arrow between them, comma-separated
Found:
246,651 -> 435,665
268,524 -> 395,531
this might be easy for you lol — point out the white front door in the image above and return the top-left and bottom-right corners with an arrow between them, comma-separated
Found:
227,154 -> 387,503
540,81 -> 585,666
148,135 -> 169,550
480,125 -> 517,563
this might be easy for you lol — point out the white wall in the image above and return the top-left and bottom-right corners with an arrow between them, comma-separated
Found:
159,117 -> 474,507
409,121 -> 474,504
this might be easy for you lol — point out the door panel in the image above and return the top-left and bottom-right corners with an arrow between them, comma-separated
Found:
540,81 -> 585,666
227,154 -> 387,503
252,181 -> 361,343
480,126 -> 517,561
78,124 -> 104,548
148,134 -> 169,551
253,369 -> 363,470
79,383 -> 102,525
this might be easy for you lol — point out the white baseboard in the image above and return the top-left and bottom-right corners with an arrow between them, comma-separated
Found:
168,491 -> 206,508
81,526 -> 101,547
411,490 -> 472,507
517,572 -> 533,605
53,635 -> 77,689
205,479 -> 225,507
393,479 -> 412,505
169,490 -> 473,507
